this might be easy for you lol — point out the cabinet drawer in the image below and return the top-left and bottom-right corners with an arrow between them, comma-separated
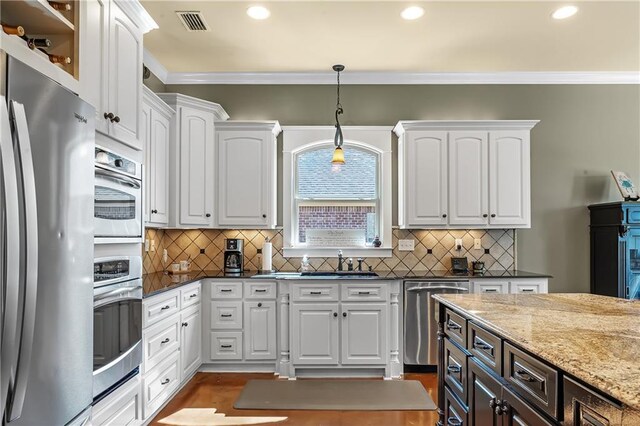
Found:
503,342 -> 559,419
92,374 -> 142,426
142,351 -> 180,419
211,281 -> 242,299
563,376 -> 623,426
512,284 -> 540,294
180,283 -> 201,309
626,207 -> 640,224
445,387 -> 468,426
210,331 -> 243,360
474,282 -> 508,294
143,291 -> 180,328
211,301 -> 243,329
445,308 -> 467,349
245,281 -> 277,300
445,338 -> 469,407
292,283 -> 339,302
467,323 -> 502,375
341,283 -> 388,301
142,314 -> 180,374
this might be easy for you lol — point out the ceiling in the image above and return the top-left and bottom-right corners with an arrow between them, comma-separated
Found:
141,1 -> 640,74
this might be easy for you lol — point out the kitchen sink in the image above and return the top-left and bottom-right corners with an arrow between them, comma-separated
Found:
300,271 -> 379,277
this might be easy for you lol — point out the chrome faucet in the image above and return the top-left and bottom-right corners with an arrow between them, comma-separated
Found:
337,250 -> 344,271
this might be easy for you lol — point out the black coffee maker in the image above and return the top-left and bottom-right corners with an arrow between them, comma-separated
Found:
224,238 -> 244,274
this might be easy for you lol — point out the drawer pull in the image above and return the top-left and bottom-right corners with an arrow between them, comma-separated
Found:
220,314 -> 233,318
220,344 -> 232,348
483,289 -> 497,293
310,291 -> 323,295
447,365 -> 461,374
189,293 -> 198,298
220,289 -> 233,293
446,320 -> 462,331
161,378 -> 170,385
447,417 -> 462,426
489,398 -> 507,415
161,338 -> 170,344
357,291 -> 371,295
473,336 -> 493,352
514,370 -> 537,383
254,289 -> 267,293
521,289 -> 535,293
160,305 -> 170,310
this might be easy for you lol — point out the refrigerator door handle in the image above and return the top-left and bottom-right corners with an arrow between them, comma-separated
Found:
7,101 -> 39,421
0,97 -> 21,413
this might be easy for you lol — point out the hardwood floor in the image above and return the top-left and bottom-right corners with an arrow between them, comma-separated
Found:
151,373 -> 439,426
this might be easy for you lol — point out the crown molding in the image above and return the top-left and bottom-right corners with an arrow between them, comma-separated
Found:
393,120 -> 540,136
113,0 -> 158,34
162,71 -> 640,85
216,120 -> 282,136
156,93 -> 230,121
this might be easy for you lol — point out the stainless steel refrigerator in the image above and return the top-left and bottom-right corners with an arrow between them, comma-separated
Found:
1,52 -> 95,425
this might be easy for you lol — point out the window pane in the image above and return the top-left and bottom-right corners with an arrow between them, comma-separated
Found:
297,147 -> 377,199
298,205 -> 377,245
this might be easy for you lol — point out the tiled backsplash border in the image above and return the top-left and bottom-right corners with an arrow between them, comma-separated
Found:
143,228 -> 515,275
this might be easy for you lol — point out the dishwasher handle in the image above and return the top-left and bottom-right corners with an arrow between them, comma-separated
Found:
406,286 -> 469,292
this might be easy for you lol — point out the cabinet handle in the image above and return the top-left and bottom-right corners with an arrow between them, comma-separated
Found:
446,365 -> 461,374
491,214 -> 496,218
442,214 -> 447,218
473,336 -> 493,352
254,289 -> 267,293
514,369 -> 537,383
489,398 -> 507,415
446,418 -> 462,426
342,312 -> 347,317
111,115 -> 120,123
358,291 -> 371,295
483,289 -> 497,293
333,312 -> 338,317
258,302 -> 262,307
190,293 -> 198,298
160,305 -> 170,310
104,112 -> 114,120
483,214 -> 488,218
220,344 -> 232,348
182,322 -> 188,327
161,338 -> 170,344
310,291 -> 322,295
220,289 -> 232,293
521,289 -> 535,293
161,378 -> 170,385
446,320 -> 462,331
220,314 -> 232,317
205,213 -> 211,218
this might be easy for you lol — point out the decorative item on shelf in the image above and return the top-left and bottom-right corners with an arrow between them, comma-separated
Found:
26,38 -> 52,50
301,254 -> 310,272
1,23 -> 25,37
331,64 -> 346,166
46,53 -> 71,65
611,170 -> 639,201
373,236 -> 382,247
47,1 -> 72,12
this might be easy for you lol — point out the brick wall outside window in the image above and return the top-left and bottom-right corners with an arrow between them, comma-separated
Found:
298,205 -> 376,243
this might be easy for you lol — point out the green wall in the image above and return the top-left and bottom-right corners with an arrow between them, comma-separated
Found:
163,83 -> 640,293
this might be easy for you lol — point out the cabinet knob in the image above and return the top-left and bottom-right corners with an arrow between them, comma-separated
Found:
491,214 -> 496,218
205,213 -> 211,218
442,214 -> 447,218
151,209 -> 158,214
104,112 -> 114,120
262,214 -> 267,218
333,312 -> 338,317
182,322 -> 188,327
483,214 -> 488,218
342,312 -> 347,317
111,115 -> 120,123
258,302 -> 262,307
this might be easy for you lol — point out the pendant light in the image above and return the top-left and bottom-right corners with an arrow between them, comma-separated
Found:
331,64 -> 345,165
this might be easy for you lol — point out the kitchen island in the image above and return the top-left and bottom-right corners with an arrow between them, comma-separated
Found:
433,293 -> 640,425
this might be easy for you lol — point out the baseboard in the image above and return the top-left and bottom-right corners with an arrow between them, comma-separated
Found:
199,363 -> 277,373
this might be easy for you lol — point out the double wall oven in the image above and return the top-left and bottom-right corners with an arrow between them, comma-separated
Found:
93,256 -> 143,399
94,147 -> 143,243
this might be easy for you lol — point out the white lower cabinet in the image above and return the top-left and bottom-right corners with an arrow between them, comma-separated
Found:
471,278 -> 549,294
92,374 -> 142,426
291,303 -> 340,365
181,305 -> 202,379
142,351 -> 180,418
244,301 -> 277,360
340,303 -> 388,365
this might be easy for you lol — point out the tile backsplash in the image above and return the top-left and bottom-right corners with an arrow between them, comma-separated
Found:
143,228 -> 515,275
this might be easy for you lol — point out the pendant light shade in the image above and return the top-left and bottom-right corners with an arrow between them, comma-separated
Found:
331,64 -> 345,165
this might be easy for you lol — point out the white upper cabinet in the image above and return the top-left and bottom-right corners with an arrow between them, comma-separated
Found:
216,121 -> 280,228
449,131 -> 489,226
395,121 -> 538,229
489,131 -> 531,226
143,87 -> 174,227
398,130 -> 448,227
80,0 -> 143,150
157,94 -> 229,228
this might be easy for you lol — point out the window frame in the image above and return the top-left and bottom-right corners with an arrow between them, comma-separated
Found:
283,126 -> 393,258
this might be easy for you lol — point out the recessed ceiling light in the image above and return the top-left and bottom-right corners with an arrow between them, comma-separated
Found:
552,5 -> 578,20
247,5 -> 270,20
401,6 -> 425,21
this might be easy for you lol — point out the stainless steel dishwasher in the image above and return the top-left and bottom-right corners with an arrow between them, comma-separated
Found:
404,281 -> 470,366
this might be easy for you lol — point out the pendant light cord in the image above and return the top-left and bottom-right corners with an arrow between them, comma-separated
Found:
334,67 -> 344,147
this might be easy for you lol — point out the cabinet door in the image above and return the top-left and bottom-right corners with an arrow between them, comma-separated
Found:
148,110 -> 170,226
180,307 -> 201,381
340,303 -> 388,365
142,102 -> 151,223
468,358 -> 502,426
79,0 -> 109,135
244,301 -> 276,360
108,4 -> 143,150
179,107 -> 215,226
217,131 -> 271,227
502,386 -> 554,426
406,131 -> 448,226
489,131 -> 530,227
449,131 -> 489,226
291,303 -> 339,365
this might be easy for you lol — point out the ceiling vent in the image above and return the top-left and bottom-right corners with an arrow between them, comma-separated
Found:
176,11 -> 210,32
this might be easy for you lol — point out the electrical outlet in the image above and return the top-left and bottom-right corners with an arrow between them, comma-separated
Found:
398,239 -> 415,251
144,238 -> 150,252
474,239 -> 482,250
150,239 -> 156,252
455,239 -> 463,251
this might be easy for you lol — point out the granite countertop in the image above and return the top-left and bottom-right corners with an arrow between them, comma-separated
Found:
142,269 -> 550,297
433,293 -> 640,410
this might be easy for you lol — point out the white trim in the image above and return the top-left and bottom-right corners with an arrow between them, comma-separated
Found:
394,120 -> 540,135
162,71 -> 640,85
156,92 -> 230,121
113,0 -> 158,34
283,247 -> 393,258
143,49 -> 168,83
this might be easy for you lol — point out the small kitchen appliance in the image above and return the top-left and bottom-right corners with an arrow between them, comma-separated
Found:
224,238 -> 244,274
472,261 -> 486,274
451,257 -> 469,274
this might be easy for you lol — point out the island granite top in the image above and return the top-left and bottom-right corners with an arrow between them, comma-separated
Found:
433,293 -> 640,410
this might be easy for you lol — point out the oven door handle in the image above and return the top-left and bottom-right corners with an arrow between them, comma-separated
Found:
94,288 -> 142,308
95,167 -> 141,189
